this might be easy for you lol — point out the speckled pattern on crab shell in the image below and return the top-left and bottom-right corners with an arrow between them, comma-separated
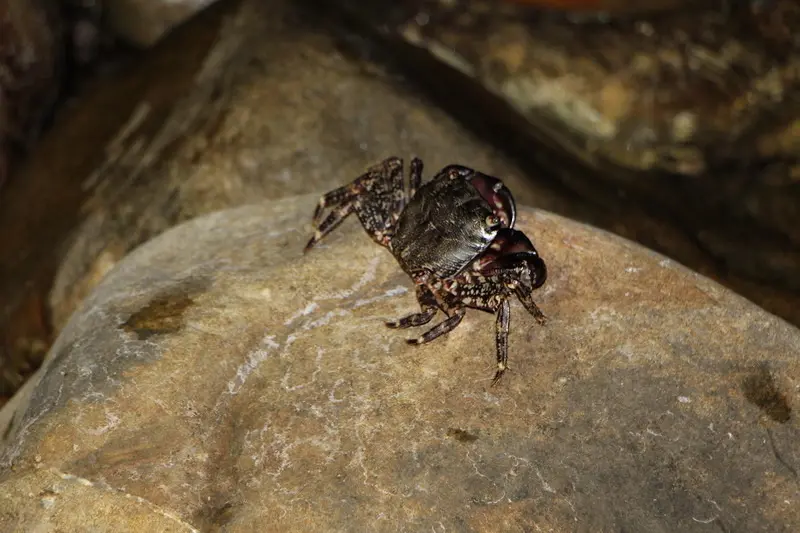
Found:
306,157 -> 547,382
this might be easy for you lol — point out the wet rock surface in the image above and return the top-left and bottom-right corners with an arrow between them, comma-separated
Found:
1,195 -> 798,532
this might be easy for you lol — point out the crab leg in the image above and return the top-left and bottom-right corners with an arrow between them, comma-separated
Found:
492,299 -> 511,385
311,186 -> 352,225
515,288 -> 548,325
305,203 -> 355,251
386,285 -> 438,329
408,157 -> 423,198
387,308 -> 437,329
305,157 -> 407,252
406,308 -> 466,345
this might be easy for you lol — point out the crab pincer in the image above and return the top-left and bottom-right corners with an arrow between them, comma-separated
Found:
306,157 -> 548,384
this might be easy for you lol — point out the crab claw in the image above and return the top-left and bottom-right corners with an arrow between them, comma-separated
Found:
466,173 -> 517,229
475,229 -> 547,290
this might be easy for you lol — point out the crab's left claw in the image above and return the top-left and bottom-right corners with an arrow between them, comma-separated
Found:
467,173 -> 516,228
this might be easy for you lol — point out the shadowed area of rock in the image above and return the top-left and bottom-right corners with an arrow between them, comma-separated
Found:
1,194 -> 797,532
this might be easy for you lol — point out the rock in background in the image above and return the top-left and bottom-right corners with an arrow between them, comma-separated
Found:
0,0 -> 226,196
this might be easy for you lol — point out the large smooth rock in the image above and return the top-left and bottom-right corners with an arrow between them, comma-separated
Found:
1,194 -> 797,531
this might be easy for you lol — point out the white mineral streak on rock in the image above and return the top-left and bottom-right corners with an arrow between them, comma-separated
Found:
315,256 -> 381,301
226,334 -> 280,395
284,302 -> 319,326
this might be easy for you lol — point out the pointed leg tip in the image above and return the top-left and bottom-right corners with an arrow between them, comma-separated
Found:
490,365 -> 508,386
385,321 -> 399,329
406,338 -> 421,345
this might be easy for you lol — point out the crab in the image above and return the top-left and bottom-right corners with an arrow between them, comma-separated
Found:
304,156 -> 548,384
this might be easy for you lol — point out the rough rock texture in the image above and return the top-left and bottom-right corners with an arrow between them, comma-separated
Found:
1,195 -> 798,532
0,0 -> 239,402
0,0 -> 62,189
324,0 -> 800,319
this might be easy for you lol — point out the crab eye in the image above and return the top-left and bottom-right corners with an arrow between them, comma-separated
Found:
485,215 -> 500,229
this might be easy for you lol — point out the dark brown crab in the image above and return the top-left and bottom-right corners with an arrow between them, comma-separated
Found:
304,157 -> 547,384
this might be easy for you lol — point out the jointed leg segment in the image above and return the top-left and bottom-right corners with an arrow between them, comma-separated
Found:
386,285 -> 438,329
306,156 -> 547,385
306,201 -> 354,251
493,299 -> 511,385
407,308 -> 466,345
305,157 -> 407,251
409,157 -> 423,198
517,290 -> 547,326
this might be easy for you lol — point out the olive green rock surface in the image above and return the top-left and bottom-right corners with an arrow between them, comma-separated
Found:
1,195 -> 797,532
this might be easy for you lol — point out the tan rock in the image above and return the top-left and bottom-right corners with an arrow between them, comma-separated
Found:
1,194 -> 798,531
0,467 -> 197,532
